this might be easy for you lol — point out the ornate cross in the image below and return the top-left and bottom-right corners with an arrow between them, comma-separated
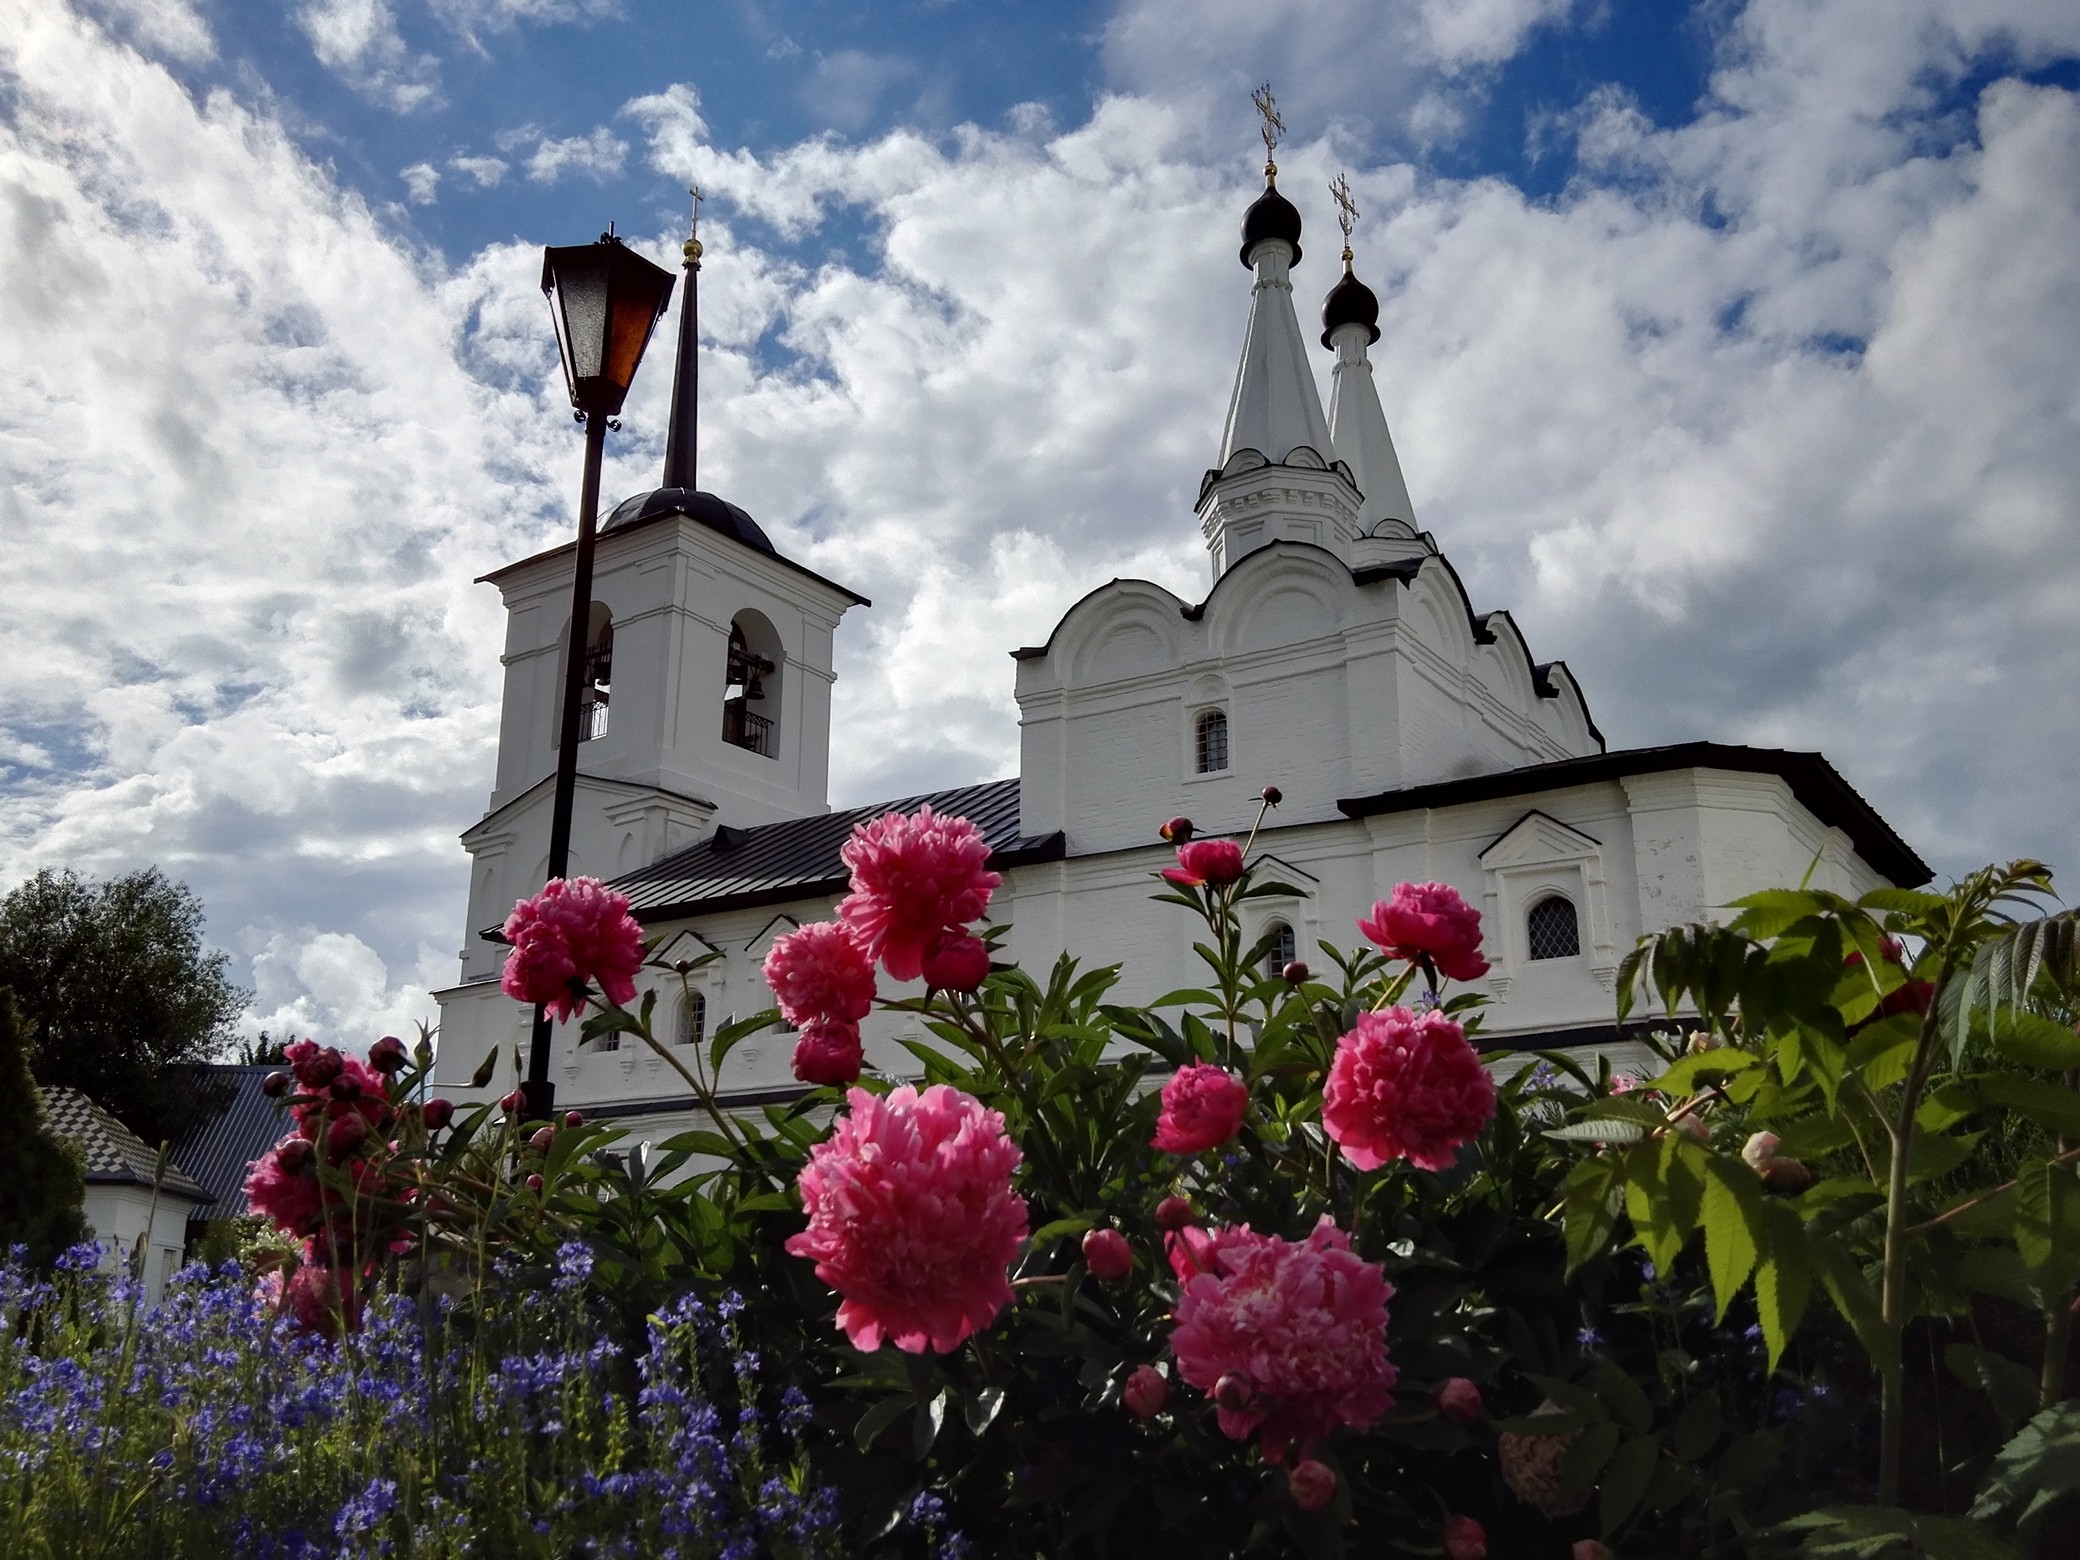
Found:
1251,83 -> 1284,168
1331,171 -> 1358,262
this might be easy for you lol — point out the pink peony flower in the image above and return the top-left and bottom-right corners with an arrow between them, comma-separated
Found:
1322,1007 -> 1495,1172
1082,1227 -> 1133,1281
259,1248 -> 363,1337
1287,1459 -> 1336,1511
1442,1515 -> 1488,1560
1162,838 -> 1246,889
1123,1365 -> 1169,1419
838,807 -> 1001,983
1499,1400 -> 1591,1516
791,1019 -> 865,1086
1357,881 -> 1489,983
763,921 -> 877,1028
1436,1376 -> 1483,1425
1574,1544 -> 1617,1560
244,1132 -> 323,1235
501,877 -> 646,1021
785,1084 -> 1027,1353
1166,1215 -> 1396,1463
1153,1063 -> 1250,1154
920,934 -> 991,993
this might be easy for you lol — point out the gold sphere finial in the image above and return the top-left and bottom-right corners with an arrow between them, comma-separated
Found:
684,235 -> 703,265
683,185 -> 704,268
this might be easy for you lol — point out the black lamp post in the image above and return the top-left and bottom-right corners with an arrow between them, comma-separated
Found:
526,228 -> 676,1121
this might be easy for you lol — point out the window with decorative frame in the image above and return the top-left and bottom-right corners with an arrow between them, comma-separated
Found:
1263,919 -> 1297,977
1526,895 -> 1581,961
675,990 -> 707,1047
1194,708 -> 1230,774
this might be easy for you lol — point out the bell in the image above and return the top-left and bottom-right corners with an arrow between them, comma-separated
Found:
745,671 -> 767,702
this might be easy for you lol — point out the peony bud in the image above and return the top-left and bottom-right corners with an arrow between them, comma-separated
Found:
367,1036 -> 408,1073
262,1070 -> 293,1098
1686,1029 -> 1716,1053
564,1110 -> 584,1129
1740,1132 -> 1782,1171
1213,1372 -> 1256,1413
329,1074 -> 364,1101
275,1138 -> 314,1174
1122,1365 -> 1168,1420
322,1114 -> 368,1161
1573,1544 -> 1617,1560
921,934 -> 991,994
529,1125 -> 556,1153
294,1048 -> 344,1090
1154,1195 -> 1194,1230
1436,1377 -> 1483,1425
1442,1516 -> 1488,1560
1158,816 -> 1195,844
1082,1227 -> 1133,1281
1281,960 -> 1311,984
1674,1112 -> 1710,1144
499,1089 -> 525,1116
1760,1156 -> 1814,1192
421,1098 -> 454,1131
1287,1459 -> 1334,1511
525,1173 -> 544,1192
1259,785 -> 1282,806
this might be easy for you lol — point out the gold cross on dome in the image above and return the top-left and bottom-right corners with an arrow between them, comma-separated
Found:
688,185 -> 703,233
1252,83 -> 1284,166
683,186 -> 705,265
1331,171 -> 1358,257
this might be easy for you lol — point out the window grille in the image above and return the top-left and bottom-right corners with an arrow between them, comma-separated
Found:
1195,709 -> 1229,774
593,1030 -> 619,1053
1264,920 -> 1296,976
676,990 -> 706,1048
1526,896 -> 1580,961
723,621 -> 778,757
580,619 -> 613,741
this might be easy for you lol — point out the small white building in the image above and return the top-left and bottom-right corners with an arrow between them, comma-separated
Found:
431,166 -> 1928,1136
44,1087 -> 212,1304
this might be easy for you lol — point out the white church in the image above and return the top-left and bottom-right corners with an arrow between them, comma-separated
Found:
429,155 -> 1928,1130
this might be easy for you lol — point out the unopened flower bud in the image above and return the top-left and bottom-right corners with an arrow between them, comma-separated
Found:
1436,1377 -> 1482,1425
367,1036 -> 408,1073
323,1114 -> 368,1161
1122,1365 -> 1168,1419
262,1070 -> 293,1098
499,1089 -> 525,1115
1154,1195 -> 1194,1230
1258,785 -> 1282,806
1442,1516 -> 1488,1560
672,958 -> 695,975
1287,1458 -> 1334,1511
1740,1131 -> 1782,1171
422,1098 -> 454,1131
1082,1227 -> 1133,1281
1760,1155 -> 1814,1192
294,1048 -> 344,1090
329,1074 -> 363,1101
1158,816 -> 1195,843
525,1173 -> 544,1192
921,934 -> 991,994
1213,1372 -> 1256,1413
1686,1029 -> 1716,1053
1572,1543 -> 1616,1560
563,1110 -> 584,1129
530,1125 -> 556,1153
1674,1112 -> 1710,1144
275,1138 -> 314,1174
1281,959 -> 1310,984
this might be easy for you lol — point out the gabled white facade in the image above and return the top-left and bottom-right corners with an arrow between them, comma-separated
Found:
430,180 -> 1927,1139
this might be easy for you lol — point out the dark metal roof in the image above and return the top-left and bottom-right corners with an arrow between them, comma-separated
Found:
604,487 -> 774,553
167,1065 -> 290,1222
1240,181 -> 1303,267
1336,741 -> 1931,888
43,1087 -> 212,1202
1321,267 -> 1380,347
613,778 -> 1064,920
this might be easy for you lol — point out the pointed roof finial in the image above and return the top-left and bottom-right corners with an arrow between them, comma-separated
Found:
682,186 -> 704,269
1252,83 -> 1284,183
1330,171 -> 1358,271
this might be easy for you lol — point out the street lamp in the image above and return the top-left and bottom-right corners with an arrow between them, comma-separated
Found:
525,228 -> 676,1121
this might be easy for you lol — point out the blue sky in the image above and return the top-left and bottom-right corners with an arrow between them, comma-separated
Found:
3,0 -> 2078,1043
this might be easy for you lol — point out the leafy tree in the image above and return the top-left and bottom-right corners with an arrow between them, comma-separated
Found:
0,867 -> 247,1144
238,1031 -> 292,1066
0,988 -> 87,1267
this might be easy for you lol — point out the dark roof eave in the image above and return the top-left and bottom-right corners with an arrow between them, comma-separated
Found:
477,512 -> 870,607
1335,742 -> 1930,887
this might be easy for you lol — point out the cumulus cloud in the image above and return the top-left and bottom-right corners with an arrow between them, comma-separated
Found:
800,50 -> 918,134
295,0 -> 441,113
521,126 -> 628,184
430,0 -> 617,50
74,0 -> 212,62
400,160 -> 440,203
448,153 -> 508,187
2,0 -> 2077,1047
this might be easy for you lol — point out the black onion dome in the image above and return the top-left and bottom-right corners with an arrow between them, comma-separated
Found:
603,488 -> 774,554
1320,267 -> 1381,347
1239,183 -> 1303,268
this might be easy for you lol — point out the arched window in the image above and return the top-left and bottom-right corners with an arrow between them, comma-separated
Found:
675,990 -> 706,1048
1526,896 -> 1580,961
1263,920 -> 1296,977
723,612 -> 782,758
561,603 -> 613,743
1195,708 -> 1229,774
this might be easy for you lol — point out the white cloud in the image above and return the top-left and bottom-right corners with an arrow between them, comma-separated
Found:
295,0 -> 441,113
429,0 -> 617,50
448,153 -> 508,186
522,126 -> 628,184
800,50 -> 918,134
74,0 -> 212,62
400,160 -> 440,204
2,0 -> 2077,1046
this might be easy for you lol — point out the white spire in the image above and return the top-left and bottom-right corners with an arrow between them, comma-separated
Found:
1218,234 -> 1334,466
1327,315 -> 1417,530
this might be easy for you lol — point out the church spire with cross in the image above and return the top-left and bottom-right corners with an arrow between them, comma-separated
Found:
1321,172 -> 1418,535
1198,87 -> 1362,579
661,188 -> 703,491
